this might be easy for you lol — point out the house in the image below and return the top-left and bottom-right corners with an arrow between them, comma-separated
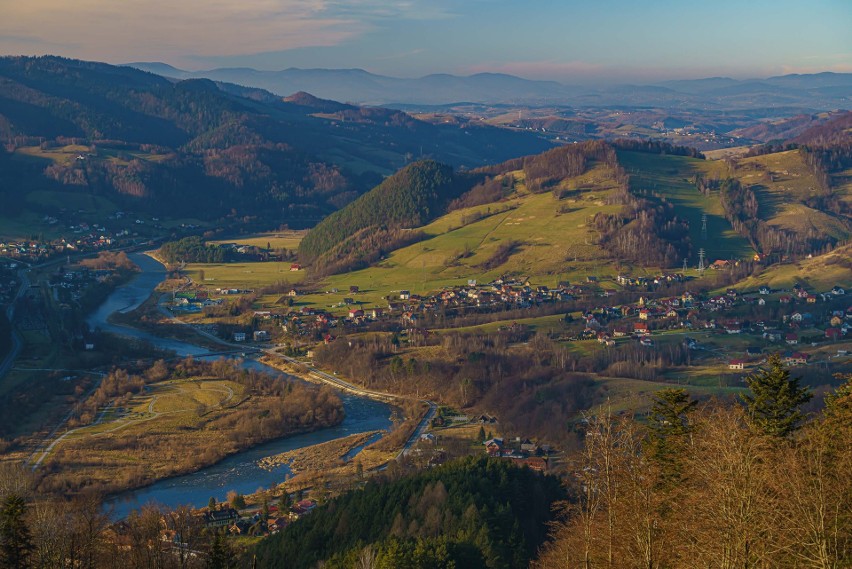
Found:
520,438 -> 538,453
233,332 -> 247,342
779,295 -> 792,304
790,312 -> 804,322
785,352 -> 809,366
348,308 -> 364,318
825,328 -> 841,340
292,500 -> 317,516
757,297 -> 766,306
711,259 -> 730,270
639,309 -> 650,321
289,263 -> 302,271
484,438 -> 504,456
746,346 -> 762,357
831,286 -> 845,295
729,359 -> 745,370
634,322 -> 649,334
349,285 -> 359,294
204,508 -> 239,529
613,325 -> 631,338
253,330 -> 269,341
785,333 -> 798,345
399,290 -> 411,300
758,285 -> 771,295
725,323 -> 742,334
514,456 -> 548,472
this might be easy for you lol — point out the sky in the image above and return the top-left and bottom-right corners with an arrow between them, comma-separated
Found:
1,0 -> 850,83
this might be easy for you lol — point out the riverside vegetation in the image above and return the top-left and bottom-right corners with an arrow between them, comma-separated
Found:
36,357 -> 344,496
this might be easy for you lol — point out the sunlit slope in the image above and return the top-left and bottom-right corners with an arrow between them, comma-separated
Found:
617,150 -> 754,260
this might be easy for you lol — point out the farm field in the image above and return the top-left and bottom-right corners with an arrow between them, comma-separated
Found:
733,243 -> 852,291
731,150 -> 851,241
209,231 -> 306,251
14,144 -> 172,166
617,150 -> 754,261
184,260 -> 307,291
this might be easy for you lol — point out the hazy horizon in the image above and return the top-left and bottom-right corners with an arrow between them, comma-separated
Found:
2,0 -> 850,84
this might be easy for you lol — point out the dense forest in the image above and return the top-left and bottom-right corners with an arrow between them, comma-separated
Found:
159,236 -> 233,264
298,160 -> 474,273
251,456 -> 565,569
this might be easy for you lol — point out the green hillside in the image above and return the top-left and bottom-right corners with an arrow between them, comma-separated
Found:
294,160 -> 624,309
298,160 -> 467,265
731,150 -> 852,245
617,150 -> 753,260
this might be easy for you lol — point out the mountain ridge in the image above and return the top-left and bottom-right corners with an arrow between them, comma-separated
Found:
124,62 -> 852,108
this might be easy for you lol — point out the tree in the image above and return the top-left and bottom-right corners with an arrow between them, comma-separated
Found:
208,497 -> 217,511
207,532 -> 235,569
0,494 -> 33,569
646,388 -> 696,485
277,492 -> 291,513
226,491 -> 245,511
477,426 -> 486,443
742,353 -> 812,437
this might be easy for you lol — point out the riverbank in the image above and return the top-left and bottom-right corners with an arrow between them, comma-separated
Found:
258,430 -> 381,473
36,362 -> 346,497
74,252 -> 395,517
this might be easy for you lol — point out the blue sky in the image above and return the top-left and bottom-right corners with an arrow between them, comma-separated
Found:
2,0 -> 850,82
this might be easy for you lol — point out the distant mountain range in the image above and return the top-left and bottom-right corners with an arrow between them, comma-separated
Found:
0,56 -> 551,225
126,63 -> 852,109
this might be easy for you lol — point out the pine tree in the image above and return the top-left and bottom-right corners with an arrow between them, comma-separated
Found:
277,492 -> 291,513
0,493 -> 33,569
646,388 -> 696,484
742,353 -> 812,437
207,532 -> 235,569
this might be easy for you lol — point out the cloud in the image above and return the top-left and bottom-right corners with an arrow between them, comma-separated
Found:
0,0 -> 449,65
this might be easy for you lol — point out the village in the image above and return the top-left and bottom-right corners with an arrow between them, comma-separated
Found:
169,268 -> 851,377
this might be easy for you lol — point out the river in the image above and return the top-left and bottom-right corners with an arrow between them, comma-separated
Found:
88,253 -> 393,519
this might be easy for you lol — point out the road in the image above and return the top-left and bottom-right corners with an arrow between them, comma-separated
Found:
155,300 -> 441,455
261,350 -> 437,457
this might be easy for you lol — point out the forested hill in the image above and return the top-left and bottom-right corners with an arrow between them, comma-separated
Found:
298,160 -> 472,271
0,56 -> 552,226
250,457 -> 565,569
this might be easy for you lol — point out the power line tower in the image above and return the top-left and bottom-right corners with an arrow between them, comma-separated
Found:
698,248 -> 706,274
682,257 -> 688,272
701,214 -> 708,240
